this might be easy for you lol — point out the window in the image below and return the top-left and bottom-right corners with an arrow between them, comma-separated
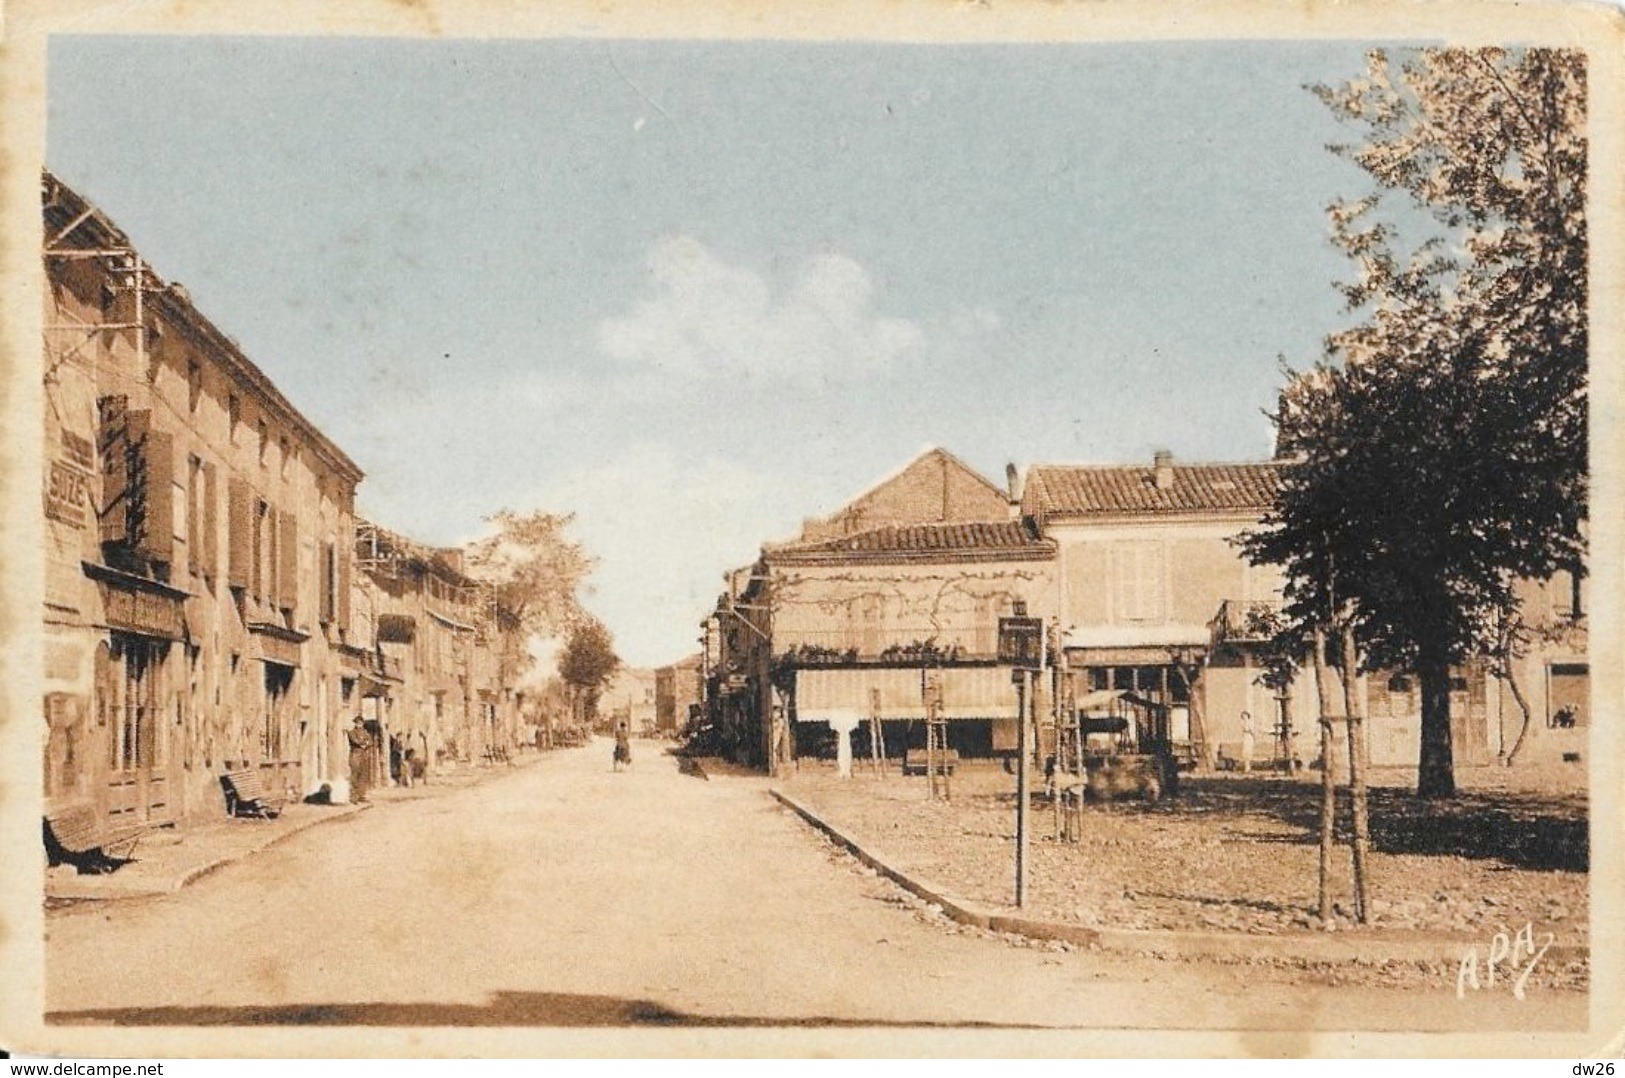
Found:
228,395 -> 241,444
108,636 -> 161,772
279,436 -> 291,478
1550,565 -> 1585,621
1548,663 -> 1588,728
258,420 -> 270,466
262,663 -> 293,761
187,361 -> 203,413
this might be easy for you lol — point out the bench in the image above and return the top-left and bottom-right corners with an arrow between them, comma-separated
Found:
899,748 -> 958,777
221,768 -> 287,819
43,804 -> 147,874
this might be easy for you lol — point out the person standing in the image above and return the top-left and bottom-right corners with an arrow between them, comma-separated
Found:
1240,710 -> 1256,774
347,716 -> 373,803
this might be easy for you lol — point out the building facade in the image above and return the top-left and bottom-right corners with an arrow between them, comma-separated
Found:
42,172 -> 364,830
40,172 -> 533,839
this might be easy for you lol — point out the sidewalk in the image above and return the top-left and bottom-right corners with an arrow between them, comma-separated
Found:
44,750 -> 553,904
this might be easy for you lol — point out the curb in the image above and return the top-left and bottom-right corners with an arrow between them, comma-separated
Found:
770,788 -> 1588,968
171,802 -> 373,891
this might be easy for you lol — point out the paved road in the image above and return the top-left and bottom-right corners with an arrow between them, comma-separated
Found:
46,739 -> 1586,1035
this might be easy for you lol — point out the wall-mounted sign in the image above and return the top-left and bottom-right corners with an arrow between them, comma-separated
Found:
45,430 -> 96,529
100,581 -> 185,641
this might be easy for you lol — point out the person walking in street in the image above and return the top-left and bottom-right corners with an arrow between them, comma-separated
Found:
612,722 -> 632,772
347,715 -> 373,803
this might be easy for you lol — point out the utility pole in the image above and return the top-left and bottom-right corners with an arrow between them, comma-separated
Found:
1015,667 -> 1030,908
999,601 -> 1042,910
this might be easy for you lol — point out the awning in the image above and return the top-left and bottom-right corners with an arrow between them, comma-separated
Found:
794,666 -> 1021,723
1063,624 -> 1208,666
1064,624 -> 1209,650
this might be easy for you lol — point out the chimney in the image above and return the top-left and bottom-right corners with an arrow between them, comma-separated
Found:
1153,450 -> 1174,490
1005,462 -> 1024,505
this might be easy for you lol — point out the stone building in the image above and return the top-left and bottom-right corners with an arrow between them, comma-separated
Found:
42,172 -> 364,831
352,521 -> 529,774
655,653 -> 703,736
40,172 -> 535,843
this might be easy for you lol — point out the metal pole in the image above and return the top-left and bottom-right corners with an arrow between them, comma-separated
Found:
1016,668 -> 1030,908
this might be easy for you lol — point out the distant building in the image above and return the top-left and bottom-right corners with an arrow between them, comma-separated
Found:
352,520 -> 528,771
655,654 -> 702,735
603,667 -> 658,735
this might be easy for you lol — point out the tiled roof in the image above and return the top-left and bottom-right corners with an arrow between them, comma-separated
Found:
1023,461 -> 1283,517
770,519 -> 1052,559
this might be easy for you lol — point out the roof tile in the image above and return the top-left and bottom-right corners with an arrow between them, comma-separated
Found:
1023,461 -> 1282,516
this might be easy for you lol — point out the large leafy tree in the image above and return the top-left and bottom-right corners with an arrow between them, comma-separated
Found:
1246,47 -> 1587,799
558,619 -> 622,723
463,509 -> 597,639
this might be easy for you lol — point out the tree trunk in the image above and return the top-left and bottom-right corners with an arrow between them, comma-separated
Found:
1311,625 -> 1338,922
1172,663 -> 1211,771
1416,653 -> 1456,799
1338,623 -> 1371,923
1499,613 -> 1535,766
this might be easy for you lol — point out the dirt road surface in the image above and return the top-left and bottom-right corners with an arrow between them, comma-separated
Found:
45,740 -> 1586,1035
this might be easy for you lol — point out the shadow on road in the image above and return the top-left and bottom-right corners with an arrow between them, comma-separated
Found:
48,990 -> 1042,1028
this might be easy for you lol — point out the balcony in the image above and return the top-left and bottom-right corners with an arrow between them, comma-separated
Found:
1210,599 -> 1285,646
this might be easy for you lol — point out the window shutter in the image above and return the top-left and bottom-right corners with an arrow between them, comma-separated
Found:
96,396 -> 131,545
138,424 -> 176,564
1138,543 -> 1164,622
321,542 -> 337,624
202,462 -> 219,579
227,477 -> 252,589
278,510 -> 299,612
337,521 -> 353,633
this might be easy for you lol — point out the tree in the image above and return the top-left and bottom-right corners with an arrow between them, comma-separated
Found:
1247,48 -> 1587,799
463,509 -> 597,638
558,619 -> 621,724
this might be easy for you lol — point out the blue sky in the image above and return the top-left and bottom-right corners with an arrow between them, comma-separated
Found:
48,36 -> 1382,667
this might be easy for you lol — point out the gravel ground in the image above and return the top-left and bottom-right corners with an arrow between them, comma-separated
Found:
784,761 -> 1589,990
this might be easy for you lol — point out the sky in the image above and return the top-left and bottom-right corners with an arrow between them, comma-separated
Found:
47,35 -> 1386,667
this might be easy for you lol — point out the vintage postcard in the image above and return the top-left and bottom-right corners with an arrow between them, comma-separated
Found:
0,0 -> 1620,1059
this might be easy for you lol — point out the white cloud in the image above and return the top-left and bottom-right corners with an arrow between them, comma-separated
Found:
597,236 -> 926,382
